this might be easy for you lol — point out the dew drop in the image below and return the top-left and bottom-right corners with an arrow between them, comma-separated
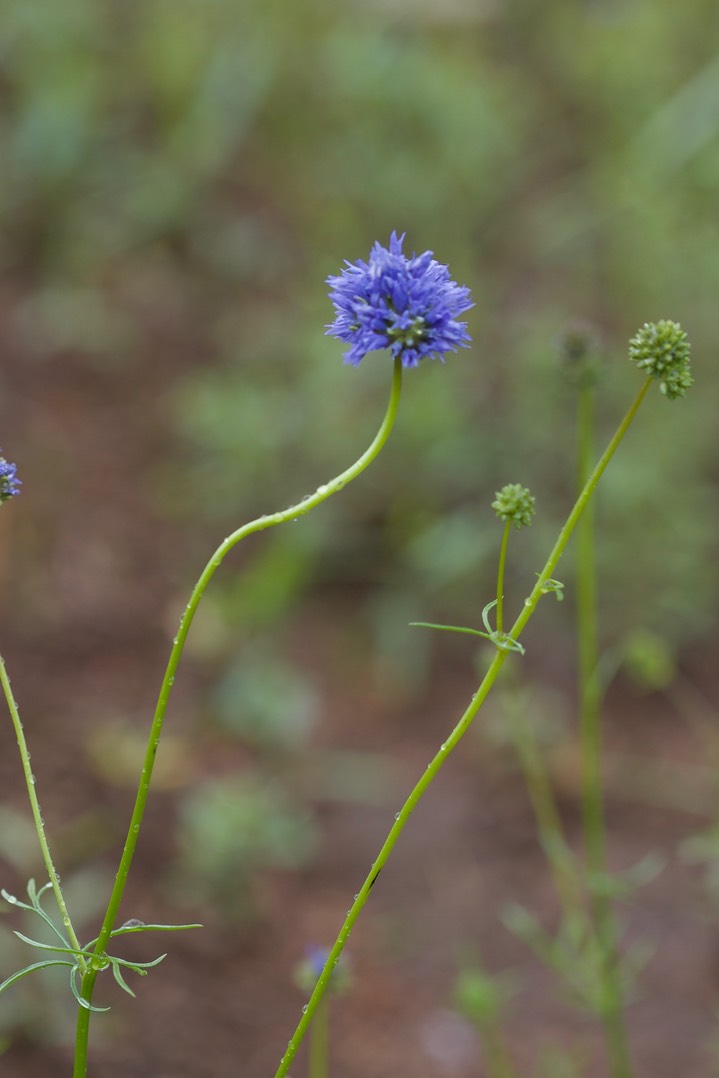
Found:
63,916 -> 71,927
524,598 -> 532,607
440,743 -> 447,751
133,824 -> 140,833
353,894 -> 359,901
316,484 -> 329,496
5,894 -> 17,904
394,812 -> 401,820
168,676 -> 175,686
302,1004 -> 308,1014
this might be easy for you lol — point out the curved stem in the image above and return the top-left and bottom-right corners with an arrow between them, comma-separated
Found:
495,521 -> 511,634
0,655 -> 84,963
73,358 -> 404,1075
274,375 -> 652,1078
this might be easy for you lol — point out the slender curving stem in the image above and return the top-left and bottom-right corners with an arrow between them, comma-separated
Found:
73,358 -> 403,1076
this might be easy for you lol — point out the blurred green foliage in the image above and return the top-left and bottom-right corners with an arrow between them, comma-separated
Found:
210,647 -> 320,751
170,774 -> 318,920
3,0 -> 718,669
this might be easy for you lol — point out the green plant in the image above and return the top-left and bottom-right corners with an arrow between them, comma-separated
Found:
275,322 -> 692,1077
0,232 -> 470,1074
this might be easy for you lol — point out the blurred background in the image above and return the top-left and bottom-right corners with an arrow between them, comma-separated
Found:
1,0 -> 719,1074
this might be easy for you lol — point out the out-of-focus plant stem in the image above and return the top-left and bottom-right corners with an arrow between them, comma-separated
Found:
577,380 -> 633,1078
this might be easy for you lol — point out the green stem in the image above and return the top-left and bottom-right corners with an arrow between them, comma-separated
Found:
0,655 -> 84,963
72,358 -> 404,1076
274,376 -> 653,1078
480,1020 -> 517,1078
576,383 -> 632,1077
274,649 -> 508,1078
505,700 -> 585,923
308,996 -> 329,1078
496,522 -> 511,634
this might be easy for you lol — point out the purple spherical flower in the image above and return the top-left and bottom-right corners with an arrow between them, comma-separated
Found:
0,452 -> 20,504
326,232 -> 473,368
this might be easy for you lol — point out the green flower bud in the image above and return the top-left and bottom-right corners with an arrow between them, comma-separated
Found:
622,630 -> 675,692
555,319 -> 602,387
492,484 -> 536,529
628,320 -> 692,399
454,967 -> 506,1023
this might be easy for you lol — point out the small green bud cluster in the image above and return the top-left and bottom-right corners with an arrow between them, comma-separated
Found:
628,320 -> 692,399
622,629 -> 675,692
492,484 -> 536,529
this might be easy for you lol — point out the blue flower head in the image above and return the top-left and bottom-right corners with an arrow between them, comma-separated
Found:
326,232 -> 473,368
0,452 -> 20,504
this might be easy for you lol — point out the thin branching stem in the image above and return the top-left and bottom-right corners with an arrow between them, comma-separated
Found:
72,358 -> 404,1076
274,376 -> 652,1077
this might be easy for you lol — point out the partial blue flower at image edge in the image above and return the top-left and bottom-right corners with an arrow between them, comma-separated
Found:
0,453 -> 20,504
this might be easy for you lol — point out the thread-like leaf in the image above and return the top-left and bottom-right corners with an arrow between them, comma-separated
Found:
0,959 -> 73,993
12,931 -> 87,958
69,967 -> 110,1013
111,962 -> 136,998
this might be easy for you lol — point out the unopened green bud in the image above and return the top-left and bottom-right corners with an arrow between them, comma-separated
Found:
622,630 -> 675,691
555,319 -> 601,387
454,968 -> 505,1022
492,484 -> 536,529
628,320 -> 692,399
